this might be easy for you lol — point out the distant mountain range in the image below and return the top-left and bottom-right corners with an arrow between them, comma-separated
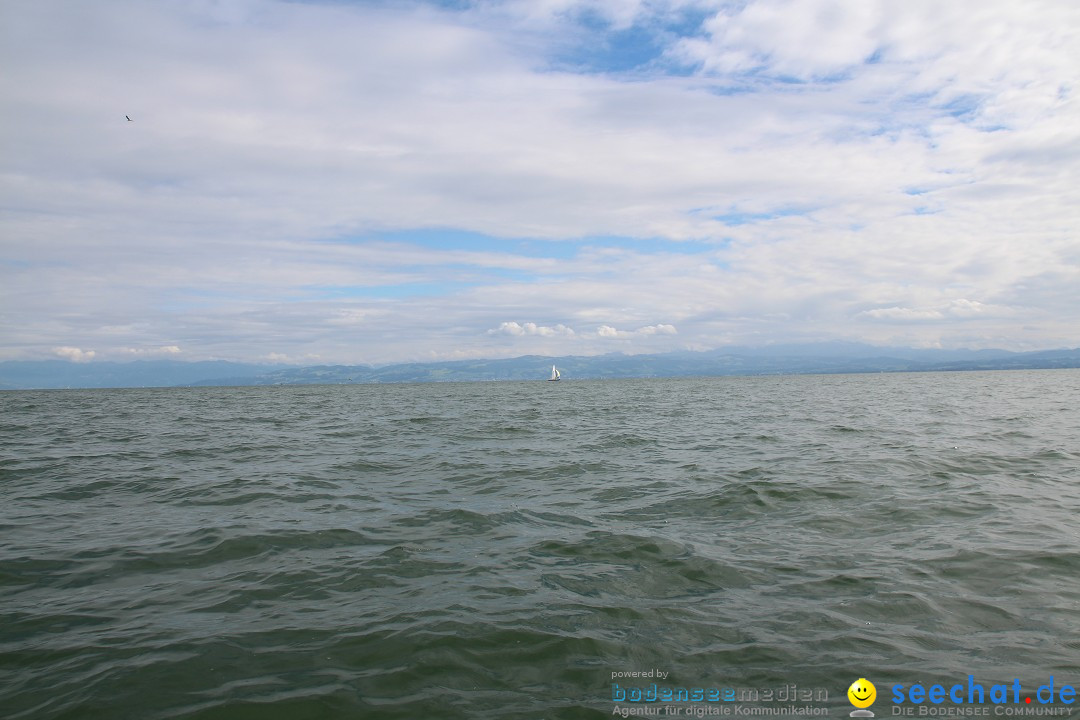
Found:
3,344 -> 1080,390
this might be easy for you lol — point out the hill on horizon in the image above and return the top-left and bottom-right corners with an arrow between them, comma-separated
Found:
2,343 -> 1079,390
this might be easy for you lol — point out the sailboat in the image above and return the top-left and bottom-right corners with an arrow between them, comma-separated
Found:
548,364 -> 561,381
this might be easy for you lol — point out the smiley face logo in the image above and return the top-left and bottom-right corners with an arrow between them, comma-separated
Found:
848,678 -> 876,709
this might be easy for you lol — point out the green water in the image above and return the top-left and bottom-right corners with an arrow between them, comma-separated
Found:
2,372 -> 1079,718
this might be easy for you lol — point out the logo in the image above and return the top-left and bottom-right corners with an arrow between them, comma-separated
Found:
849,678 -> 877,718
889,675 -> 1077,710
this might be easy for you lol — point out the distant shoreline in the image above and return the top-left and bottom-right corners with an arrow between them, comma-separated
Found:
3,345 -> 1079,390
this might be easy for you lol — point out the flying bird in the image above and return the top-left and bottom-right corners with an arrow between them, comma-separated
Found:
125,115 -> 132,121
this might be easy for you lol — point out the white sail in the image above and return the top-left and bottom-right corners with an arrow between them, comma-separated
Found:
549,364 -> 560,381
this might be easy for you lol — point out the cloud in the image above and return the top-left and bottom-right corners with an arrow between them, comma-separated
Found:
946,299 -> 987,318
482,320 -> 676,355
53,346 -> 96,362
596,323 -> 677,338
672,0 -> 881,78
120,345 -> 182,356
857,307 -> 946,322
488,322 -> 575,337
264,352 -> 321,364
670,0 -> 1080,105
856,299 -> 1014,323
639,324 -> 678,336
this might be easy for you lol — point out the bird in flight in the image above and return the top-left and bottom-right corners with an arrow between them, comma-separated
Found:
125,115 -> 132,121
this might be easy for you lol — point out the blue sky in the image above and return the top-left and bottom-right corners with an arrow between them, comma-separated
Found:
1,0 -> 1078,364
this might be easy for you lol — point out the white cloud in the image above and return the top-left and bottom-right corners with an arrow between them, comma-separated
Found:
53,346 -> 96,362
857,307 -> 946,322
120,345 -> 182,356
595,323 -> 677,338
946,299 -> 986,318
672,0 -> 1080,104
488,321 -> 575,337
674,0 -> 881,78
264,351 -> 320,364
856,299 -> 1016,324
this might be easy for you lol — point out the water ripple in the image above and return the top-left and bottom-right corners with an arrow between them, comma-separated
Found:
2,371 -> 1080,718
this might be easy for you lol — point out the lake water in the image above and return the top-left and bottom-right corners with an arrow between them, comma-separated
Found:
2,371 -> 1079,719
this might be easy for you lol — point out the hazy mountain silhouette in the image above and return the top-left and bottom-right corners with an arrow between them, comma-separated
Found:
3,344 -> 1078,389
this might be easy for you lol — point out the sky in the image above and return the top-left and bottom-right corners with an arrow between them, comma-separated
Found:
1,0 -> 1078,365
